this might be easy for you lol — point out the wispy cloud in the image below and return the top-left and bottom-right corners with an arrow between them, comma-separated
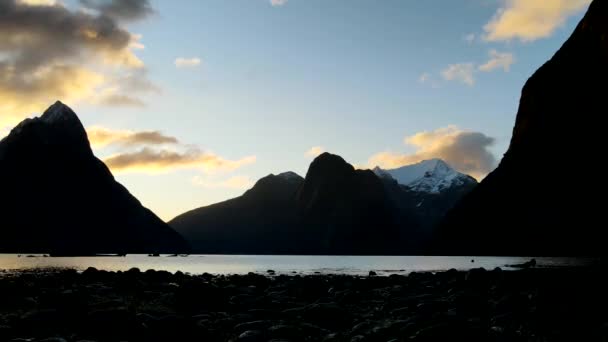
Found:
104,148 -> 256,174
441,63 -> 476,86
484,0 -> 591,42
479,50 -> 515,72
305,146 -> 325,157
87,126 -> 178,148
175,57 -> 202,68
463,33 -> 476,44
192,175 -> 255,190
270,0 -> 288,7
369,126 -> 496,180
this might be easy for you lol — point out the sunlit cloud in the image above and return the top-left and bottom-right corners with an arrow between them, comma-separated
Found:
17,0 -> 57,5
0,0 -> 155,126
484,0 -> 591,42
175,57 -> 202,68
87,126 -> 178,148
104,148 -> 256,174
192,175 -> 255,190
479,50 -> 515,72
441,63 -> 475,86
270,0 -> 288,7
79,0 -> 155,21
369,126 -> 496,180
305,146 -> 325,157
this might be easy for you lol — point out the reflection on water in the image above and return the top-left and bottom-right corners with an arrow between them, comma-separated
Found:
0,254 -> 594,276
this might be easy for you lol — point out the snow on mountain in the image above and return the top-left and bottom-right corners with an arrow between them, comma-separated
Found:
373,159 -> 476,194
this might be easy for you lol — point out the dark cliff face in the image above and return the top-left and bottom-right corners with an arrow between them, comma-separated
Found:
0,101 -> 188,254
294,153 -> 401,254
438,0 -> 608,256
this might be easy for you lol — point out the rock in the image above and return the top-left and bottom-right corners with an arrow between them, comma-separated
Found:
234,321 -> 271,334
38,338 -> 68,342
267,325 -> 300,339
237,330 -> 265,342
368,271 -> 377,276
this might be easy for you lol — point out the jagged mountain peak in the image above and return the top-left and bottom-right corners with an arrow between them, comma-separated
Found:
40,101 -> 79,123
374,159 -> 476,194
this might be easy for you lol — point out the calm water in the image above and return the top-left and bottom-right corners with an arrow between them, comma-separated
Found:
0,255 -> 593,276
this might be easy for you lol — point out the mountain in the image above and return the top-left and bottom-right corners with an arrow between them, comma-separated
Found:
437,0 -> 607,256
374,159 -> 477,249
172,153 -> 404,254
294,153 -> 402,254
170,172 -> 304,254
0,101 -> 188,254
373,159 -> 477,194
171,154 -> 476,254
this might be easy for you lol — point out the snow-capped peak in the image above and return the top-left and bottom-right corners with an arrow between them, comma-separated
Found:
374,159 -> 475,194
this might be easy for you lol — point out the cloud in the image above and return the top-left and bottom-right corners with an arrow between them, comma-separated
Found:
418,73 -> 431,83
484,0 -> 591,42
0,0 -> 154,126
87,126 -> 179,148
305,146 -> 325,157
192,175 -> 255,190
175,57 -> 202,68
104,147 -> 256,174
369,126 -> 496,180
79,0 -> 155,21
463,33 -> 476,44
17,0 -> 57,5
270,0 -> 288,7
441,63 -> 475,86
478,50 -> 515,72
96,94 -> 145,107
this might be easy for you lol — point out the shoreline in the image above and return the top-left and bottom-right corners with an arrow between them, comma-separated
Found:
1,266 -> 607,341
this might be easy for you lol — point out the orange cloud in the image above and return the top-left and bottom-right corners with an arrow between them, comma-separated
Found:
369,126 -> 496,180
87,126 -> 178,148
0,0 -> 154,124
484,0 -> 591,42
104,147 -> 256,174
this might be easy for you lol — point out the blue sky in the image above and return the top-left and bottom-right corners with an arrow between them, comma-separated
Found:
0,0 -> 591,220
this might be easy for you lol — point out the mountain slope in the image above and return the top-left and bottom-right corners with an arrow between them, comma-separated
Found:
0,101 -> 188,254
171,153 -> 405,255
438,0 -> 608,256
170,172 -> 304,254
171,153 -> 477,255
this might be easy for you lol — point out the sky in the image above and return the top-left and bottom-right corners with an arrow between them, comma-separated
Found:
0,0 -> 591,220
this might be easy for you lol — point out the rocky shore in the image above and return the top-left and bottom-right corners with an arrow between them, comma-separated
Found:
1,267 -> 607,341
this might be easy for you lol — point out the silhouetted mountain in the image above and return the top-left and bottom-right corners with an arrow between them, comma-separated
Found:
170,172 -> 304,254
171,153 -> 476,254
438,0 -> 607,256
0,101 -> 188,254
294,153 -> 402,254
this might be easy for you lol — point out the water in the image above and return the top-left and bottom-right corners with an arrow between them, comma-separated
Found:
0,254 -> 593,276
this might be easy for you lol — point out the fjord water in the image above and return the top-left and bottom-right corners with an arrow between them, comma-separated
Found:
0,255 -> 591,275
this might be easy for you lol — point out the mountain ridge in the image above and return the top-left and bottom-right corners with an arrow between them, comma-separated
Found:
0,101 -> 188,254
